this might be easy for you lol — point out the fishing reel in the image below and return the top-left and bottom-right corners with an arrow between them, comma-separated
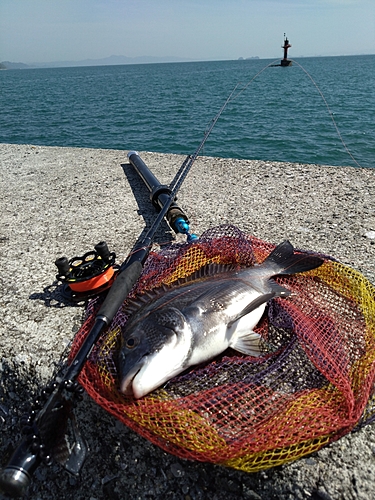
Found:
55,241 -> 118,301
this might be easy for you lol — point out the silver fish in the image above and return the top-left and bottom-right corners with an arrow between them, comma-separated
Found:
118,240 -> 323,398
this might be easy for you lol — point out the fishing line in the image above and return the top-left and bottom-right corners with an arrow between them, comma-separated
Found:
190,62 -> 278,160
230,58 -> 281,100
190,58 -> 362,168
168,84 -> 240,193
289,59 -> 363,169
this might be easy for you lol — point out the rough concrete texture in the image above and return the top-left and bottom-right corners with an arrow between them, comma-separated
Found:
1,143 -> 375,499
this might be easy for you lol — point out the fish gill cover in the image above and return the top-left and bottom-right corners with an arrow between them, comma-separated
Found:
69,225 -> 375,472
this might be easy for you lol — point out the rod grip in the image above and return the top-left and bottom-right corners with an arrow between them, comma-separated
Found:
97,260 -> 143,323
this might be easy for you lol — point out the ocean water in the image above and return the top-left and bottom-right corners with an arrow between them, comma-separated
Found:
0,55 -> 374,168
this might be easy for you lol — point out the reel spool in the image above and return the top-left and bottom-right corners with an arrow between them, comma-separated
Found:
55,241 -> 117,301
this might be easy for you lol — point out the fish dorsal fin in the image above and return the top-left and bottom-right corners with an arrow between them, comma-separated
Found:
124,263 -> 236,315
124,287 -> 167,315
179,262 -> 238,283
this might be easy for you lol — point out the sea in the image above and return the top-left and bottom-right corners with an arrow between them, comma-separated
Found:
0,55 -> 374,168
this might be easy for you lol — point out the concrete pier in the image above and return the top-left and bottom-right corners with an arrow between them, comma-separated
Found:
1,143 -> 375,499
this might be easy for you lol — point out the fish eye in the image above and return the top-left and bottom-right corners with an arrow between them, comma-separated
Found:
125,336 -> 139,349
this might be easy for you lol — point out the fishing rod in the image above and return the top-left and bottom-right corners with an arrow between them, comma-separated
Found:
0,157 -> 193,498
0,86 -> 238,498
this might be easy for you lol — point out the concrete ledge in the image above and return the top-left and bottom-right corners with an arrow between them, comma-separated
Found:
1,143 -> 375,499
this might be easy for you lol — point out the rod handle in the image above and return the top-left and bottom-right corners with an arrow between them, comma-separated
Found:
97,260 -> 143,323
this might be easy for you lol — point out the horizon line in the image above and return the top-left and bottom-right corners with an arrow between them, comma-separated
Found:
1,52 -> 374,69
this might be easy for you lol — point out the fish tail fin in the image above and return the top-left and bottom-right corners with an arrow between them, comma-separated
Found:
263,240 -> 323,276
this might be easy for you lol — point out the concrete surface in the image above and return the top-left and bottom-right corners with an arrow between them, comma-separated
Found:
1,143 -> 375,499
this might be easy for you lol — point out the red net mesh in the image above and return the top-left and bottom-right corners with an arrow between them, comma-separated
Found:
69,225 -> 375,472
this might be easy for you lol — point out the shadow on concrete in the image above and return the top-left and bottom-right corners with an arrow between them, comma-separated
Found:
121,161 -> 175,247
29,281 -> 86,308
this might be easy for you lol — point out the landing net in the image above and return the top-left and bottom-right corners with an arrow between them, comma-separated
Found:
70,225 -> 375,472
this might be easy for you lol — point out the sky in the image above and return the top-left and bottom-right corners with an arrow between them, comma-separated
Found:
1,0 -> 374,64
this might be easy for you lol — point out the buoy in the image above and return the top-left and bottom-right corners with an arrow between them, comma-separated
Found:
281,33 -> 292,66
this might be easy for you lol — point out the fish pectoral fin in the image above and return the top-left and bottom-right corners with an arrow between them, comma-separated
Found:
269,280 -> 291,298
231,331 -> 263,356
228,292 -> 276,328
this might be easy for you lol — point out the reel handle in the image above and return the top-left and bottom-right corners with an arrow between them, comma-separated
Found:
94,241 -> 111,263
55,256 -> 70,276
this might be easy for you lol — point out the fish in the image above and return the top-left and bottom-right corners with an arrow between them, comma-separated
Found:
118,240 -> 323,398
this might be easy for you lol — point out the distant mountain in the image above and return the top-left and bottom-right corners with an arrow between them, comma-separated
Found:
0,61 -> 30,69
0,55 -> 194,69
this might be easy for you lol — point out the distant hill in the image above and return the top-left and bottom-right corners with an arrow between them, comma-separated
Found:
0,55 -> 194,69
0,61 -> 30,69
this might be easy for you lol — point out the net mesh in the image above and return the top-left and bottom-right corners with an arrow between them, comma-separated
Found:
69,225 -> 375,472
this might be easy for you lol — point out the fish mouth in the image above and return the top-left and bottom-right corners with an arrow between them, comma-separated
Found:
119,348 -> 180,399
119,361 -> 145,397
